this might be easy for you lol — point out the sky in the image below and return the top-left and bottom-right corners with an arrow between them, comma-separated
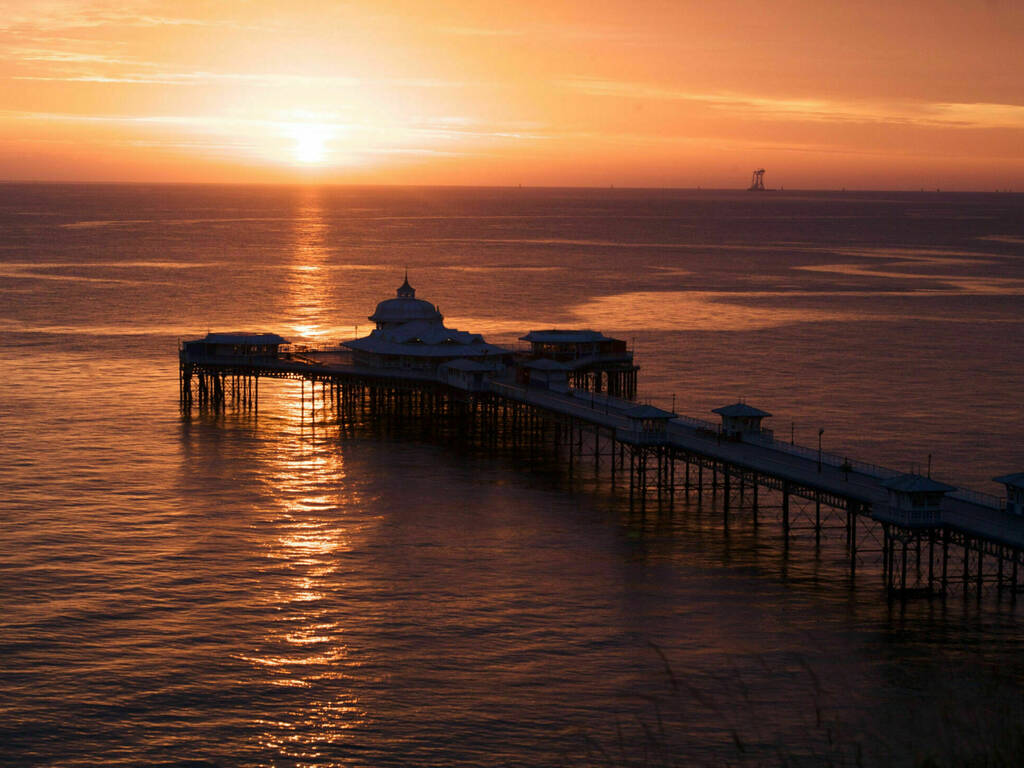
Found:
1,0 -> 1023,189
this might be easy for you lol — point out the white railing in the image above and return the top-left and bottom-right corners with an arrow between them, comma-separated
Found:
949,488 -> 1005,510
671,413 -> 721,432
745,432 -> 900,480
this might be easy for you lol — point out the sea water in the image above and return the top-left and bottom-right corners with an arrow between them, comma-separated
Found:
2,184 -> 1024,766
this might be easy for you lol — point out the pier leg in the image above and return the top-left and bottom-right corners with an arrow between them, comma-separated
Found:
610,437 -> 617,488
978,546 -> 984,601
928,532 -> 935,593
669,452 -> 675,510
629,449 -> 635,507
901,538 -> 909,595
816,495 -> 822,547
963,541 -> 971,598
639,450 -> 647,513
848,500 -> 857,578
781,482 -> 790,541
723,466 -> 730,520
882,525 -> 890,588
568,420 -> 574,478
751,474 -> 759,526
998,552 -> 1004,601
941,528 -> 949,595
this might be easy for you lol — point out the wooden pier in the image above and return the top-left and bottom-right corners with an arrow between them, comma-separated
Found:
179,343 -> 1024,605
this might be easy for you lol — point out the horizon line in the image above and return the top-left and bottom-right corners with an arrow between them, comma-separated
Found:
0,179 -> 1018,194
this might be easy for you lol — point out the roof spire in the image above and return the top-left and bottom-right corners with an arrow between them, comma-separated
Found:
397,270 -> 415,298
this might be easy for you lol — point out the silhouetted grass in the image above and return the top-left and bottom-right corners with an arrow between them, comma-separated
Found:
567,642 -> 1024,768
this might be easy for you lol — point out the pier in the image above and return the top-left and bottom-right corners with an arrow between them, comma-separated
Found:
179,280 -> 1024,604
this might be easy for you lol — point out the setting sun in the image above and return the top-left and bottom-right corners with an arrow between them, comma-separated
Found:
289,123 -> 332,165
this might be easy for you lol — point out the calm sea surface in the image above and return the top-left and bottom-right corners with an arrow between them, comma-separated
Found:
2,184 -> 1024,766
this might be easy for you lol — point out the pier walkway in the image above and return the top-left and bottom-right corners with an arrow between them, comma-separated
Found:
180,345 -> 1024,601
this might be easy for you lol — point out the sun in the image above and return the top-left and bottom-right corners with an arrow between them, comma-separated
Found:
288,123 -> 332,165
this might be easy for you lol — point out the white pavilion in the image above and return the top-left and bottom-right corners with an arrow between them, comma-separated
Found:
343,276 -> 511,372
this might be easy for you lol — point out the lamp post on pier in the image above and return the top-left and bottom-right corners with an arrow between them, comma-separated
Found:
818,428 -> 825,473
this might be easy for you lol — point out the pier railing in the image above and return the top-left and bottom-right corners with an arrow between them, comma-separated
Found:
180,353 -> 1010,513
593,389 -> 1008,511
948,488 -> 1005,510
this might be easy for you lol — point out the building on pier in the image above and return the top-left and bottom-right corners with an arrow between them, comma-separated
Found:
620,404 -> 675,444
439,358 -> 503,391
712,402 -> 773,440
994,473 -> 1024,516
344,277 -> 511,372
519,329 -> 638,398
517,357 -> 571,392
180,332 -> 289,362
879,474 -> 955,527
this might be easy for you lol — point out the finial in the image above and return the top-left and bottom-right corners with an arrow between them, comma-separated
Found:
397,270 -> 415,298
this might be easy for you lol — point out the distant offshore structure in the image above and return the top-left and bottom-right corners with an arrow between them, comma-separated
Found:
746,169 -> 782,192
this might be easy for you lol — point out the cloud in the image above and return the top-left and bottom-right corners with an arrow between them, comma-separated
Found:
440,21 -> 648,44
0,3 -> 263,32
439,25 -> 526,38
561,78 -> 1024,131
2,109 -> 548,152
4,47 -> 128,64
13,71 -> 363,87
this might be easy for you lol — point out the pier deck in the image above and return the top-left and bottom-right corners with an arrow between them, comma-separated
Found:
180,346 -> 1024,601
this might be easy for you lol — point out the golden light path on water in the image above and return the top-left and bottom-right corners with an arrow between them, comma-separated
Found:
286,189 -> 333,343
242,400 -> 372,764
241,194 -> 376,762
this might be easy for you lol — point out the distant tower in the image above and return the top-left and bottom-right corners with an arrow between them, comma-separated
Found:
748,169 -> 766,191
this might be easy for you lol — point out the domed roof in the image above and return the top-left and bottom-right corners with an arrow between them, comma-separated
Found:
369,276 -> 443,326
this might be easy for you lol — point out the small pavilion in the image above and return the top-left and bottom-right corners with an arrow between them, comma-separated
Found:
994,473 -> 1024,516
180,332 -> 289,362
520,329 -> 638,399
712,402 -> 772,439
880,474 -> 955,526
621,404 -> 675,444
518,357 -> 571,392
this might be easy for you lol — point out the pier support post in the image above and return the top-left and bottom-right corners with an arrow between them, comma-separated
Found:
669,451 -> 675,509
816,494 -> 823,547
751,473 -> 759,526
847,499 -> 857,578
723,466 -> 731,521
963,539 -> 971,598
978,546 -> 984,601
941,528 -> 949,595
781,481 -> 790,541
928,531 -> 936,593
901,536 -> 909,595
882,524 -> 890,587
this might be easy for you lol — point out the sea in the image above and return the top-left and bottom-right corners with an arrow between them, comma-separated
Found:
1,183 -> 1023,766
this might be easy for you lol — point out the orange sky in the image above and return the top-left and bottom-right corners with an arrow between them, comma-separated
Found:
2,0 -> 1023,189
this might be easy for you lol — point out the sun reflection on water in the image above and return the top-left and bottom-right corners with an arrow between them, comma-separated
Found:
235,407 -> 373,761
286,189 -> 334,343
